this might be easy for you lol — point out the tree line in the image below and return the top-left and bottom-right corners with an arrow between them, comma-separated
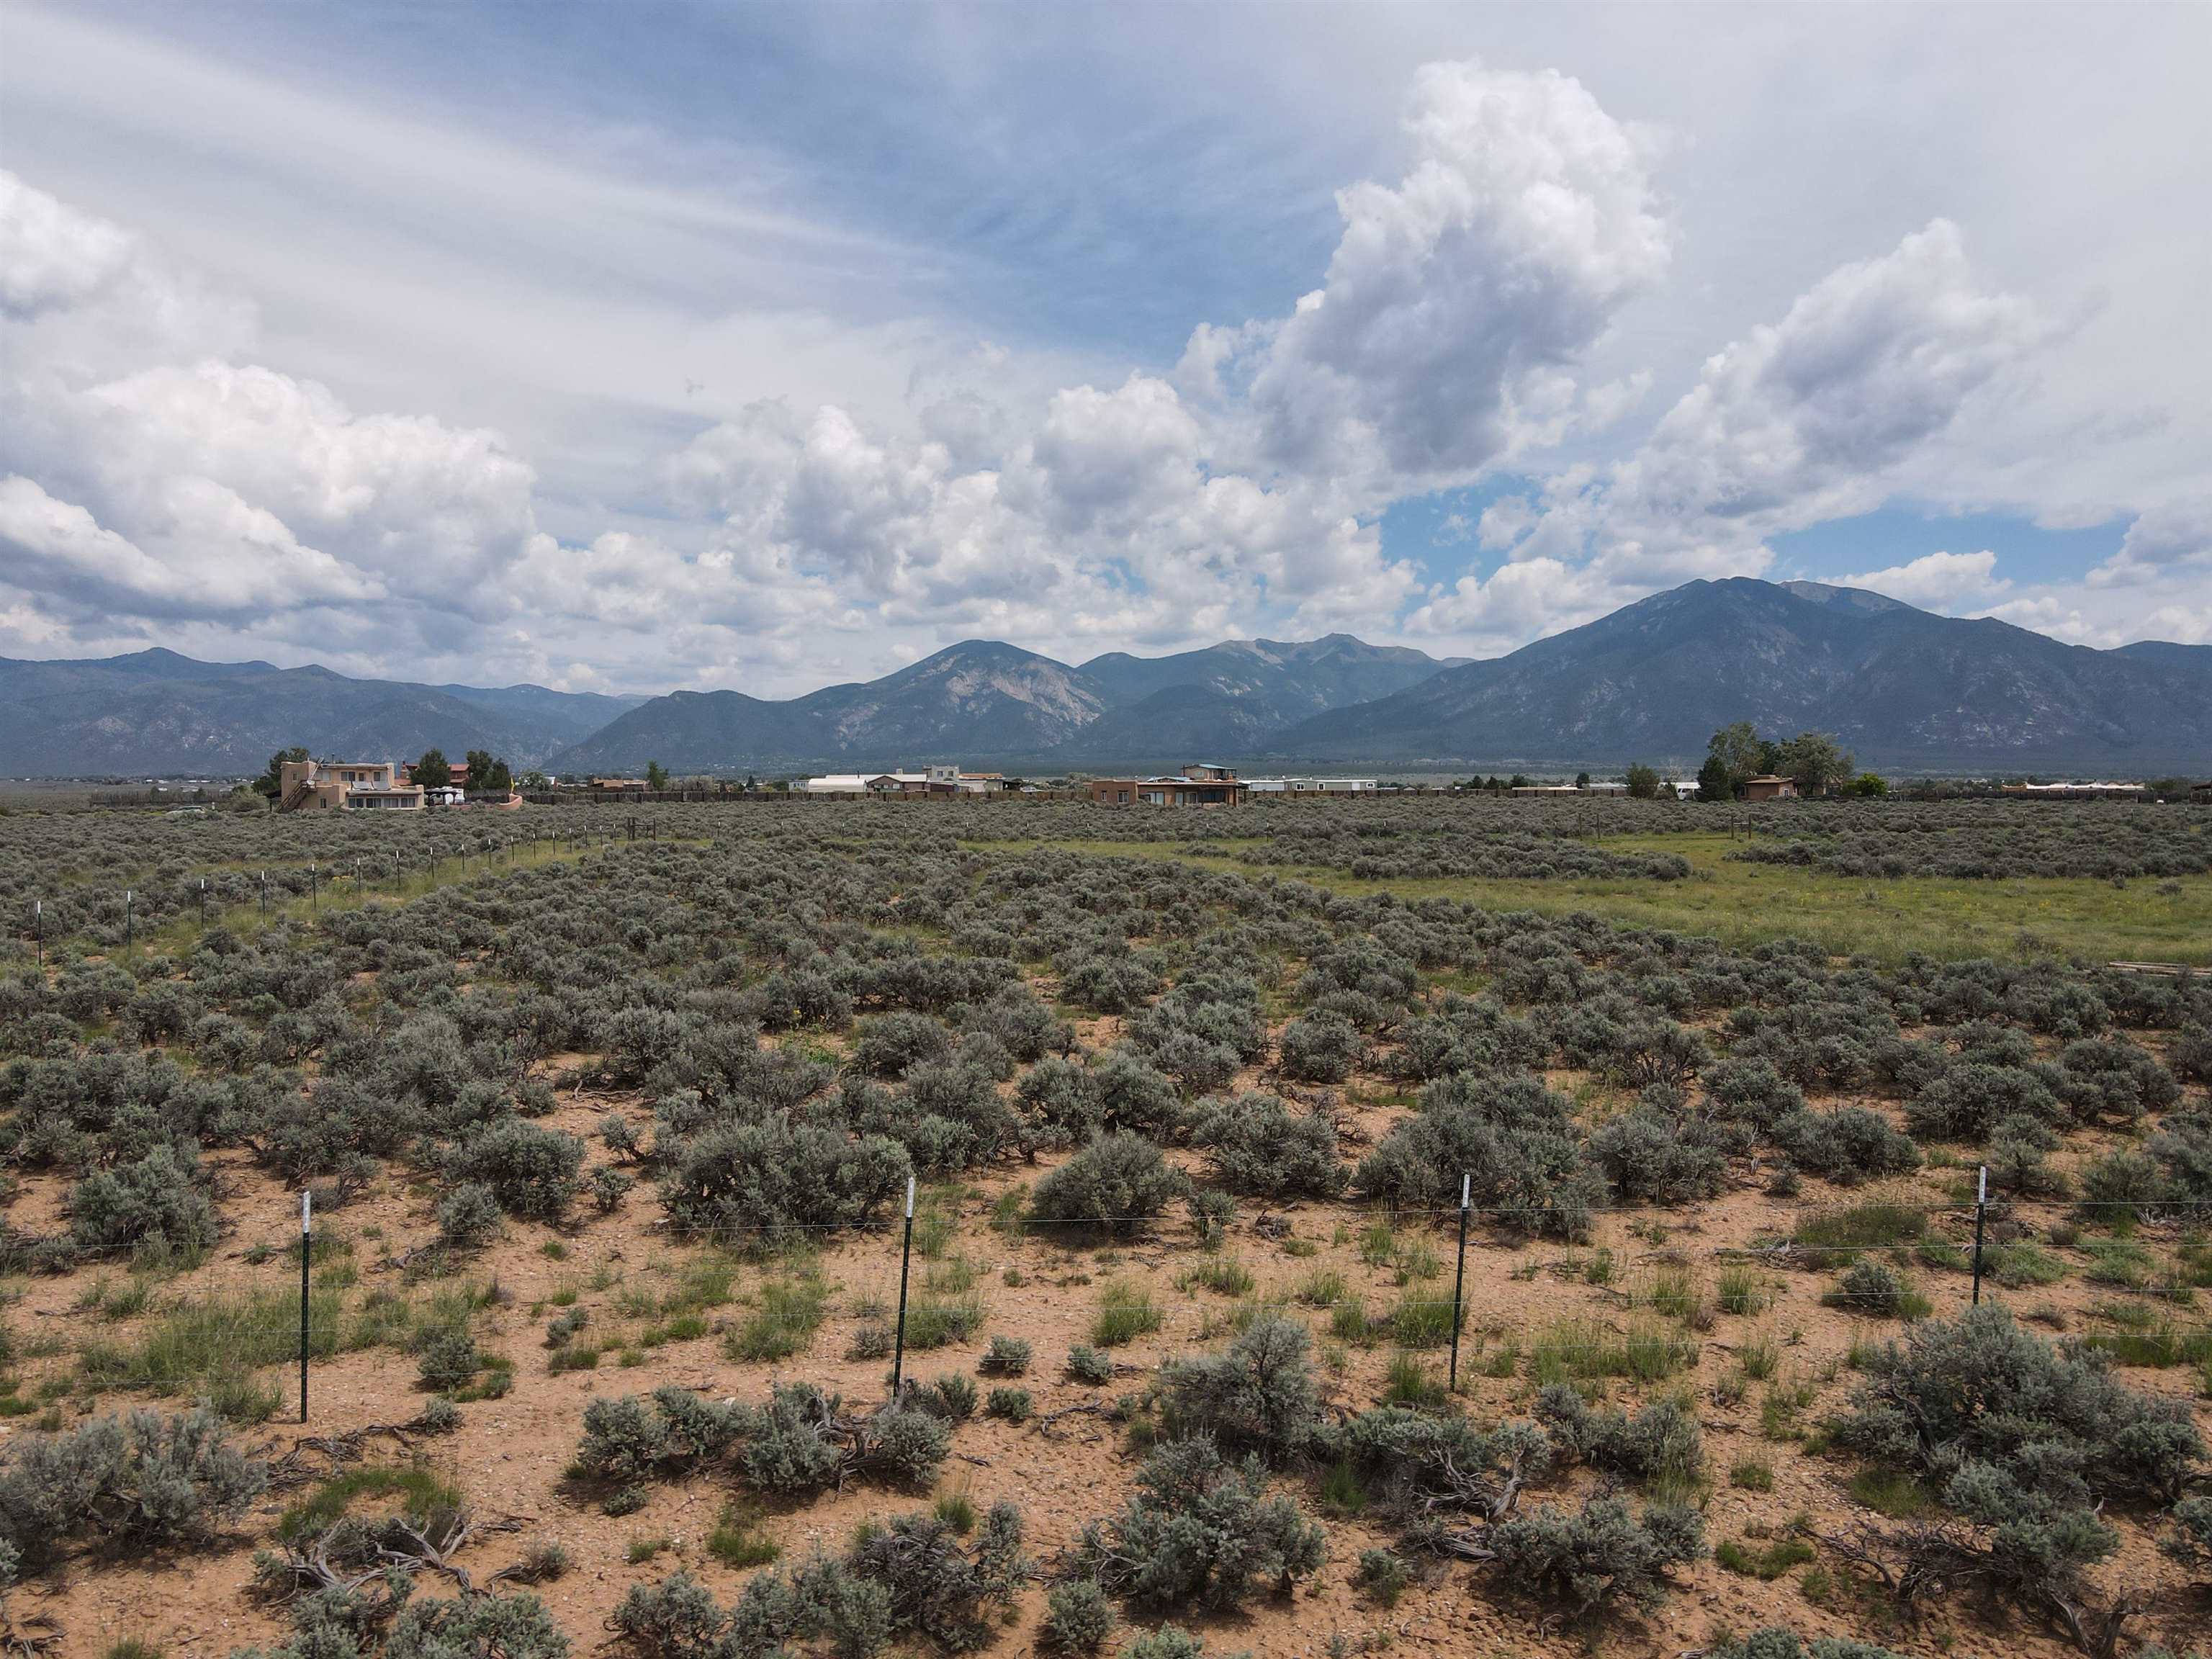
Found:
1695,723 -> 1880,800
1455,724 -> 1874,801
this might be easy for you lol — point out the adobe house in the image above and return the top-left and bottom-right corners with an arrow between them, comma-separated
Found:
1087,763 -> 1249,808
1741,775 -> 1798,801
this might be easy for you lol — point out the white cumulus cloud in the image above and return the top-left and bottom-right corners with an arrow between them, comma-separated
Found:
1218,60 -> 1671,494
1838,549 -> 2008,610
2089,498 -> 2212,586
1424,220 -> 2052,644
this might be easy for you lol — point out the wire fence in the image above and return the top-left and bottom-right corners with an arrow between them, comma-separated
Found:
22,1172 -> 2211,1439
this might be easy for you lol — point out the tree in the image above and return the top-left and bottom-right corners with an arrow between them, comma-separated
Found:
1770,731 -> 1854,797
256,746 -> 310,798
1848,770 -> 1889,796
1574,771 -> 1591,789
414,749 -> 452,789
1695,755 -> 1732,803
464,751 -> 511,793
1624,763 -> 1661,799
647,760 -> 670,791
1705,722 -> 1765,795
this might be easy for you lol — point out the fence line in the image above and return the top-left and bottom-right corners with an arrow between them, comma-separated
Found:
37,1177 -> 2212,1435
21,1177 -> 2212,1433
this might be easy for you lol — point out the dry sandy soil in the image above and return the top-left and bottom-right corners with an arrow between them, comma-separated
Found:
6,1021 -> 2210,1659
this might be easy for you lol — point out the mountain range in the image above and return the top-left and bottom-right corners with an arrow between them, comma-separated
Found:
4,580 -> 2206,778
551,634 -> 1465,775
1275,580 -> 2212,771
0,649 -> 644,777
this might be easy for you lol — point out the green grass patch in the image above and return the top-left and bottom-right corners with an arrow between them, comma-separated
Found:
1091,1280 -> 1164,1347
923,1256 -> 981,1295
706,1500 -> 780,1568
1913,1240 -> 1971,1274
1716,1536 -> 1815,1580
279,1464 -> 463,1542
1730,1457 -> 1774,1492
1760,1376 -> 1820,1442
1358,1223 -> 1398,1269
1643,1263 -> 1703,1322
1381,1349 -> 1447,1408
2082,1240 -> 2155,1289
1391,1238 -> 1442,1284
902,1292 -> 986,1351
1388,1294 -> 1462,1349
1177,1256 -> 1255,1298
1789,1205 -> 1926,1267
1716,1265 -> 1769,1316
1318,1457 -> 1368,1516
1987,1240 -> 2069,1287
640,1313 -> 710,1347
2077,1315 -> 2212,1369
76,1274 -> 160,1321
660,1251 -> 741,1316
78,1285 -> 345,1408
1528,1318 -> 1696,1385
1848,1466 -> 1936,1518
726,1277 -> 827,1363
1329,1299 -> 1378,1347
1295,1269 -> 1348,1308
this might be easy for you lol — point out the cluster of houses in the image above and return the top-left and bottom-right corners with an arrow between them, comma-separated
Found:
796,763 -> 1743,809
798,765 -> 1014,796
272,755 -> 2209,814
795,762 -> 1364,807
797,761 -> 1317,807
276,757 -> 522,812
2000,781 -> 2155,799
1506,776 -> 1729,799
1508,775 -> 1806,799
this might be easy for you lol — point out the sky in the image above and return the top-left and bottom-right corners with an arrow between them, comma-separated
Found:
1,1 -> 2208,697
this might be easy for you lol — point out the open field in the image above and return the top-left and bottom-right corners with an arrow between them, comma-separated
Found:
1,796 -> 2208,1659
982,831 -> 2212,964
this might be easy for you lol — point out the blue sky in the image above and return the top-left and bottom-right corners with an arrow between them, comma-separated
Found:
2,2 -> 2207,694
1771,508 -> 2130,593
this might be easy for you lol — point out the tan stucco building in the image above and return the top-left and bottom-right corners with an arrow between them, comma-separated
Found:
279,759 -> 426,811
